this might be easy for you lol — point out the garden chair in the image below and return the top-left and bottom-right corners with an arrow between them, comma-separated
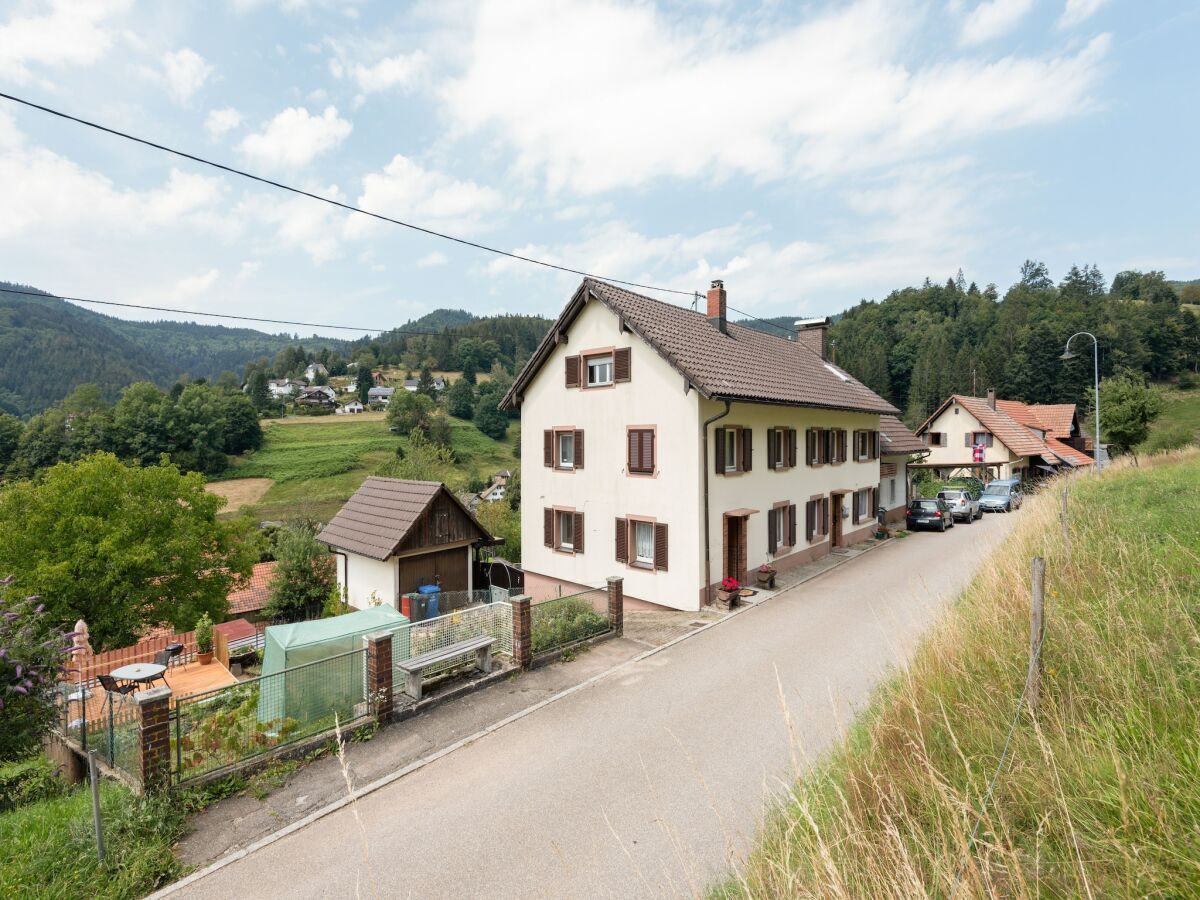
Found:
96,673 -> 136,715
151,650 -> 173,687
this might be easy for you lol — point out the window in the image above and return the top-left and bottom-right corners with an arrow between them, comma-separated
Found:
968,431 -> 994,447
805,497 -> 830,542
558,431 -> 574,468
545,429 -> 584,470
628,428 -> 655,474
586,354 -> 613,386
853,430 -> 879,461
927,432 -> 946,447
768,503 -> 796,554
633,521 -> 654,566
724,430 -> 737,471
715,427 -> 751,474
557,510 -> 576,552
888,478 -> 896,505
852,488 -> 876,524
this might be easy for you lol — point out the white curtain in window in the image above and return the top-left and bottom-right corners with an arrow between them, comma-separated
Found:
635,521 -> 654,562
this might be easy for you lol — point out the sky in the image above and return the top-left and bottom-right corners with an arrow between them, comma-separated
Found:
0,0 -> 1197,337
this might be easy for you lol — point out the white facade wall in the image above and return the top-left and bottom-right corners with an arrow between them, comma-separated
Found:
520,300 -> 702,611
339,552 -> 397,611
880,457 -> 908,513
920,400 -> 1025,478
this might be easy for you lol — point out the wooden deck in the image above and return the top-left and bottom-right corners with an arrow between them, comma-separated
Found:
68,660 -> 239,727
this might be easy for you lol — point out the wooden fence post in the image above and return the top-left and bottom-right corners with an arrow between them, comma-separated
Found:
1060,487 -> 1071,562
1026,557 -> 1046,715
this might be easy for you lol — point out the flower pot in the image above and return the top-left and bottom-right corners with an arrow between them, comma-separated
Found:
756,572 -> 776,588
198,651 -> 214,666
715,589 -> 738,611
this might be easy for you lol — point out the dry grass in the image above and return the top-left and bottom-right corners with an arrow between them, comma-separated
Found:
204,477 -> 273,512
717,449 -> 1200,898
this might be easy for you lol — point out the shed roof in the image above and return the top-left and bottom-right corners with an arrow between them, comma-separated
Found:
503,278 -> 896,415
879,414 -> 927,455
317,477 -> 493,560
227,560 -> 277,616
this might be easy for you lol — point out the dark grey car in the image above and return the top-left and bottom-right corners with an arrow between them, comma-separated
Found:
906,499 -> 954,532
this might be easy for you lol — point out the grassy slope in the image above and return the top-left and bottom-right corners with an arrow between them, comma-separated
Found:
212,413 -> 518,522
1152,387 -> 1200,439
719,451 -> 1200,898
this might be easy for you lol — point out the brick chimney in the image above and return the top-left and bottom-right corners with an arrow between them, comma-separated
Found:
794,318 -> 830,360
987,387 -> 996,410
706,280 -> 727,334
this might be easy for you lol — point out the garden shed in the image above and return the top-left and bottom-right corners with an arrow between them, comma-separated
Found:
257,605 -> 410,728
317,477 -> 496,611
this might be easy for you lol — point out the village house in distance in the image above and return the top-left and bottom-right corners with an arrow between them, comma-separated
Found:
503,278 -> 917,611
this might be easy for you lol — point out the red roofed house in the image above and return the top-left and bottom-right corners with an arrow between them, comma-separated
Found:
501,278 -> 914,611
913,389 -> 1095,482
226,560 -> 278,620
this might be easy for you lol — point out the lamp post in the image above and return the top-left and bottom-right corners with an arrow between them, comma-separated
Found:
1060,332 -> 1101,474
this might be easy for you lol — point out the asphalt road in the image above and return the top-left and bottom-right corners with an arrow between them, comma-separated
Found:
175,513 -> 1016,899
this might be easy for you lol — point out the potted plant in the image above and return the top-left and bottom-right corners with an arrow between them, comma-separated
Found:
756,564 -> 777,589
715,577 -> 741,611
195,612 -> 214,665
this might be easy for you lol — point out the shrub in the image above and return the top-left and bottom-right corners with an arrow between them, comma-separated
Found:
0,755 -> 67,812
531,598 -> 608,654
194,612 -> 213,654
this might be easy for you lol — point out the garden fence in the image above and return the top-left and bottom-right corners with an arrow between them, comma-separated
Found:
391,601 -> 514,701
171,647 -> 369,783
58,684 -> 142,784
432,585 -> 520,615
531,589 -> 611,656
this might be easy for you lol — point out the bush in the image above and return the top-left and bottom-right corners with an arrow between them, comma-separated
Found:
531,598 -> 608,654
195,612 -> 213,654
0,755 -> 68,812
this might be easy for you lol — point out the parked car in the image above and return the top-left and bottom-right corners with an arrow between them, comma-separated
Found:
980,479 -> 1024,512
946,476 -> 984,499
937,488 -> 982,523
906,498 -> 954,532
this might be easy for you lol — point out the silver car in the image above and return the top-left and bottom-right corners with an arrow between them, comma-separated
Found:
937,488 -> 981,523
980,479 -> 1024,512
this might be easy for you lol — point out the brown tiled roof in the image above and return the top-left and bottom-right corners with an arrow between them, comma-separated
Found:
879,415 -> 926,455
503,278 -> 897,415
1027,404 -> 1077,439
953,396 -> 1047,457
317,477 -> 491,561
919,394 -> 1093,468
1045,437 -> 1093,467
227,560 -> 277,615
214,618 -> 258,642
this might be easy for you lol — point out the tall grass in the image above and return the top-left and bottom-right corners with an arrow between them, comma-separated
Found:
719,450 -> 1200,898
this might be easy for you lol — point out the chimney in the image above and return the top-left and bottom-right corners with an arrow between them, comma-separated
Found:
987,388 -> 996,410
706,280 -> 727,334
794,318 -> 830,360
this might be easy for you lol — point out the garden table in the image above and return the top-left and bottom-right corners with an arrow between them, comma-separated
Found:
109,663 -> 166,686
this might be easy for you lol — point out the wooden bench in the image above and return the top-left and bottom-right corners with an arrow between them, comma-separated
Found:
396,635 -> 495,702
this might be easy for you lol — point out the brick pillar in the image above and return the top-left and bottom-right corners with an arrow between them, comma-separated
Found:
134,686 -> 172,794
364,631 -> 394,725
606,576 -> 624,636
512,595 -> 532,669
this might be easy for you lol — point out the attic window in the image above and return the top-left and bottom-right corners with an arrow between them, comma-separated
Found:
823,363 -> 849,382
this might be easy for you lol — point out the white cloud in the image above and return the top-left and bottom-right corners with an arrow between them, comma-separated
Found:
416,251 -> 449,267
1058,0 -> 1109,29
0,0 -> 131,83
204,107 -> 243,139
160,47 -> 213,104
236,260 -> 260,281
330,50 -> 428,94
347,154 -> 504,238
238,106 -> 352,169
235,187 -> 349,264
960,0 -> 1034,46
169,268 -> 220,302
443,0 -> 1108,195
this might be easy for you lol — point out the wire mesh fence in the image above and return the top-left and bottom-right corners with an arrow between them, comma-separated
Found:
56,683 -> 141,781
432,586 -> 520,615
171,647 -> 368,783
391,602 -> 513,697
531,589 -> 611,655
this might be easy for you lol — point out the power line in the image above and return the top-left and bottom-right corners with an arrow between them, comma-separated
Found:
0,90 -> 696,298
728,304 -> 798,339
0,286 -> 440,336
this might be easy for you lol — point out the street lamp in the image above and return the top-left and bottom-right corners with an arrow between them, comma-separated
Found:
1060,332 -> 1101,474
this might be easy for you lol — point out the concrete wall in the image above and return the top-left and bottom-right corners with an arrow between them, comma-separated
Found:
340,552 -> 398,611
520,298 -> 703,611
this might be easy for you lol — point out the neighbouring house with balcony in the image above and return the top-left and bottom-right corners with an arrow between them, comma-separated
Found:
501,278 -> 903,612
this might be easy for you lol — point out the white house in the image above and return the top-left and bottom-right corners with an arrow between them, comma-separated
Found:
913,391 -> 1094,482
304,362 -> 329,381
368,386 -> 396,405
336,400 -> 365,415
267,379 -> 304,398
878,415 -> 927,524
317,478 -> 496,610
502,278 -> 903,612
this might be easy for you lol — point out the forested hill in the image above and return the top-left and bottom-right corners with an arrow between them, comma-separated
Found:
0,283 -> 347,415
829,265 -> 1200,425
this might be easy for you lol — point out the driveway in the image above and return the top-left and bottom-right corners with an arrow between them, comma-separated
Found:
173,514 -> 1016,899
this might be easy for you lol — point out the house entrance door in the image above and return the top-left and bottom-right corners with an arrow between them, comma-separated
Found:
723,515 -> 748,584
830,493 -> 844,548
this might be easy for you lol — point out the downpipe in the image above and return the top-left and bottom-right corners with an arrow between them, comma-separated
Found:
701,399 -> 732,607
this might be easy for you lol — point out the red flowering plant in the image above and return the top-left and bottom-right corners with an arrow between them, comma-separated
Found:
757,564 -> 775,574
720,576 -> 741,592
1,576 -> 77,761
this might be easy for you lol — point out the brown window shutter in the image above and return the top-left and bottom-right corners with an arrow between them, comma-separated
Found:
573,512 -> 584,554
806,501 -> 815,542
543,508 -> 553,547
871,431 -> 880,460
615,517 -> 628,563
543,430 -> 553,467
614,347 -> 631,383
565,355 -> 580,388
852,491 -> 859,525
741,428 -> 753,472
768,508 -> 778,554
788,504 -> 797,547
806,428 -> 815,466
964,432 -> 972,448
654,522 -> 668,571
715,427 -> 726,474
627,430 -> 639,472
787,429 -> 797,468
645,430 -> 655,471
574,430 -> 585,469
766,428 -> 777,468
839,430 -> 847,463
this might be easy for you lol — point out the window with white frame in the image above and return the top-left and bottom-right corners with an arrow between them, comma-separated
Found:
633,520 -> 654,566
557,431 -> 575,468
557,510 -> 575,551
724,429 -> 738,472
770,428 -> 785,468
888,478 -> 896,505
586,355 -> 613,386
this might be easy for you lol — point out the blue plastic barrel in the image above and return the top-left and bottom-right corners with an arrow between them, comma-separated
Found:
417,584 -> 440,618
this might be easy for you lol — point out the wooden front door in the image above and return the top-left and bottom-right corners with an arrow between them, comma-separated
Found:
723,515 -> 748,583
830,494 -> 844,548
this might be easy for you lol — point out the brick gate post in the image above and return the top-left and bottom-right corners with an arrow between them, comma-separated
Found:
606,576 -> 624,636
512,595 -> 532,669
364,631 -> 394,725
134,686 -> 172,794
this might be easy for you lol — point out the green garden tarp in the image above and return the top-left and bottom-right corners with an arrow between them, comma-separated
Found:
257,606 -> 410,730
